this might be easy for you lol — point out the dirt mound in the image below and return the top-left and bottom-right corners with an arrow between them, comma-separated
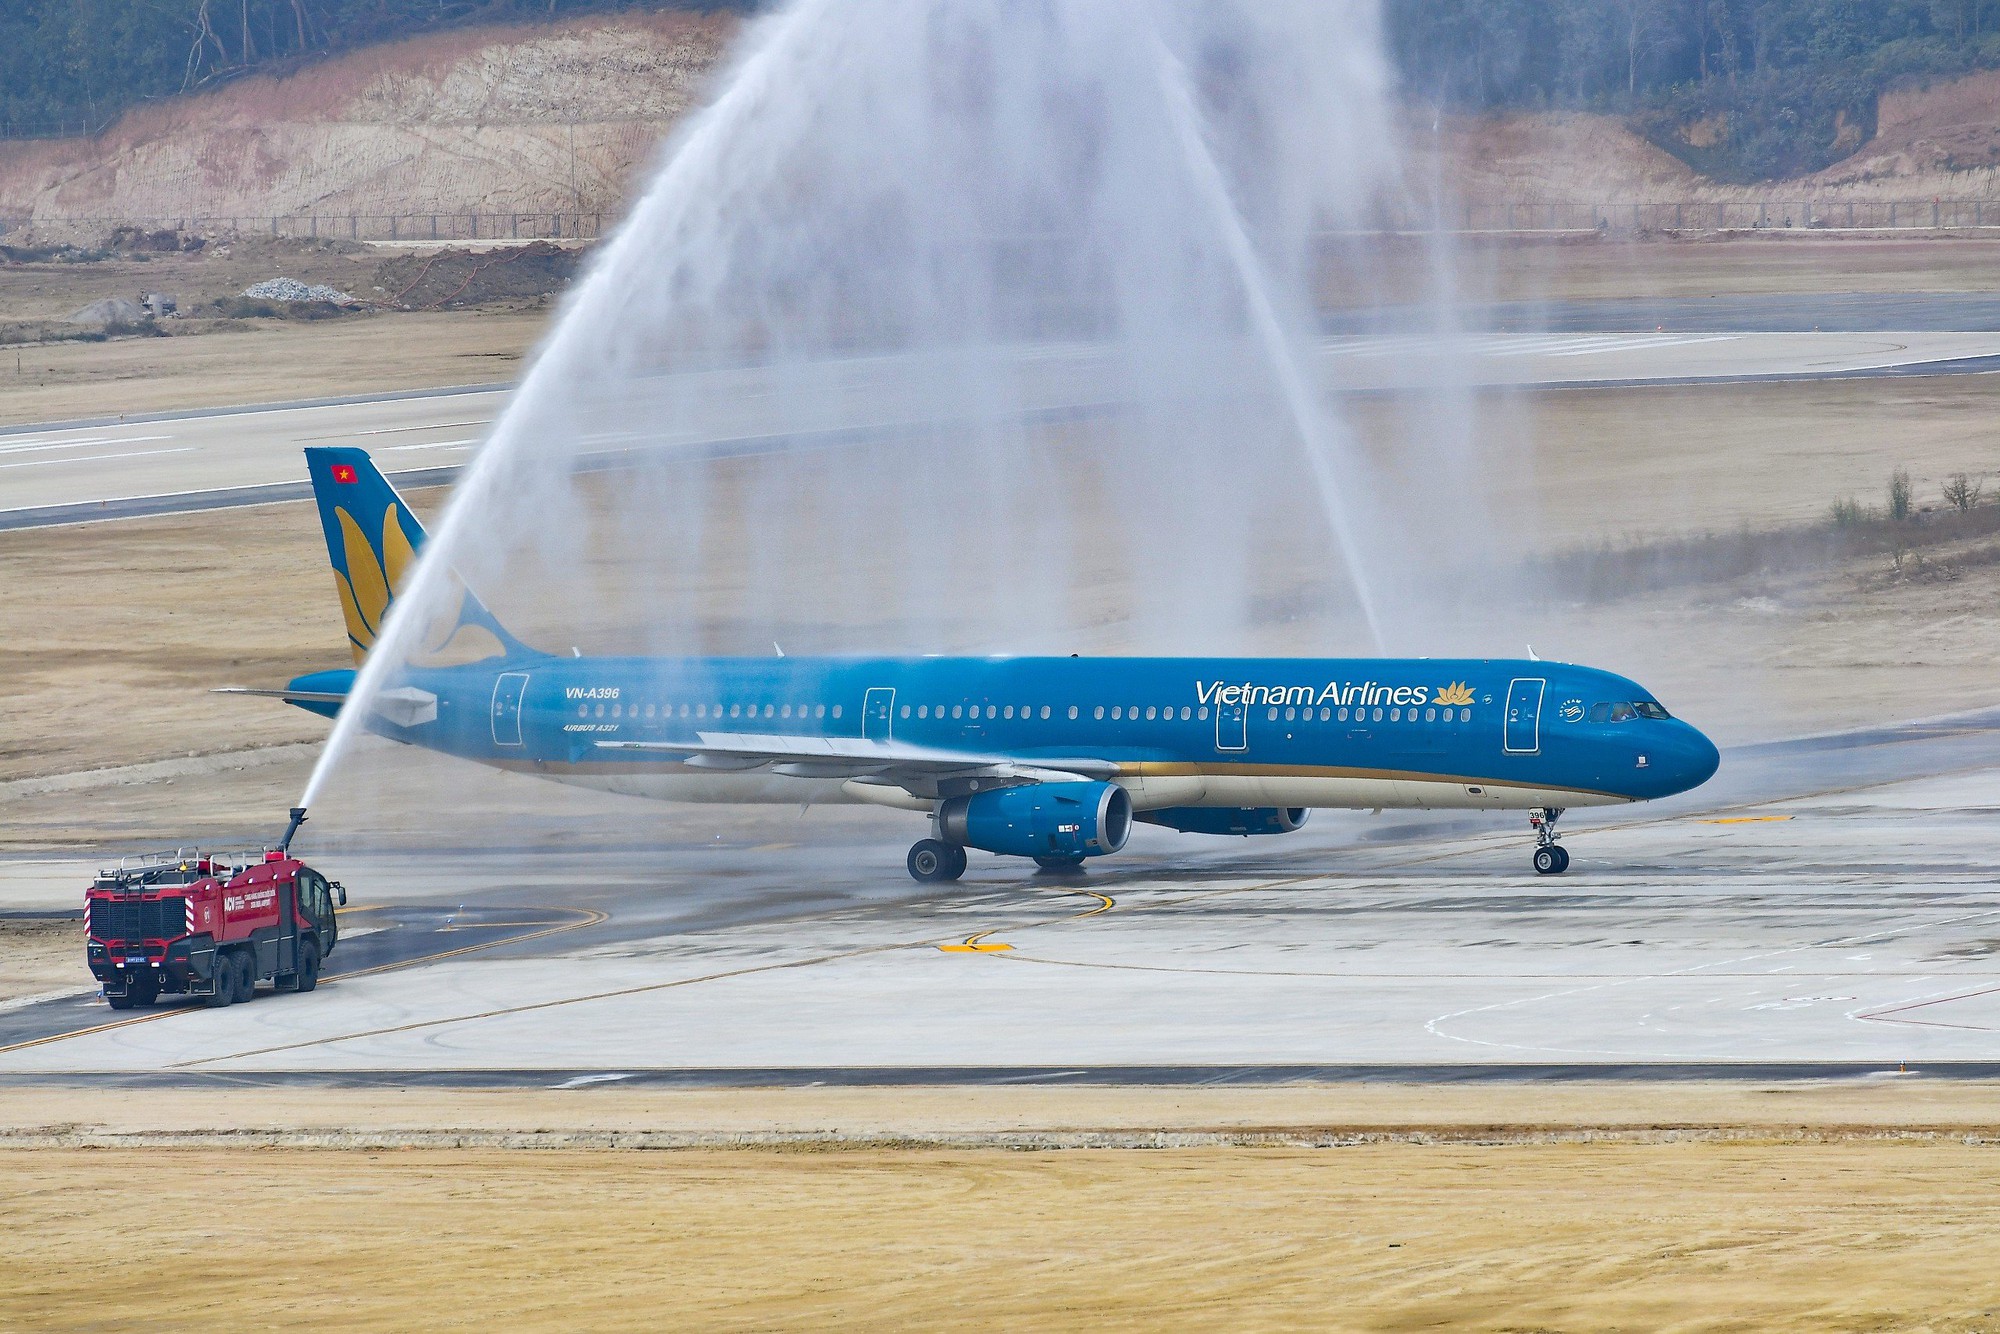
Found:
64,296 -> 146,325
375,241 -> 581,309
0,12 -> 733,226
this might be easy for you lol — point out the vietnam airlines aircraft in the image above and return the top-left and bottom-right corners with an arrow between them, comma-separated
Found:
231,448 -> 1720,881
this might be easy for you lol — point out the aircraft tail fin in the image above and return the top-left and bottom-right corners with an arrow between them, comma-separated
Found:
303,447 -> 529,665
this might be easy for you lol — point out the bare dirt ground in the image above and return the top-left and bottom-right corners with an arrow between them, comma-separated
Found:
4,1136 -> 1999,1330
0,919 -> 85,1003
0,310 -> 542,424
1339,230 -> 2000,307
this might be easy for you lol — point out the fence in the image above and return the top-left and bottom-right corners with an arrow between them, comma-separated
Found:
6,200 -> 2000,243
0,212 -> 607,243
1378,199 -> 2000,233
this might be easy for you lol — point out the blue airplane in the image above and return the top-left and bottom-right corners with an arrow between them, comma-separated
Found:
229,447 -> 1720,881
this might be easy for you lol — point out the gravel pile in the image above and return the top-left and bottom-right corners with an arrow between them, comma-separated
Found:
241,277 -> 357,305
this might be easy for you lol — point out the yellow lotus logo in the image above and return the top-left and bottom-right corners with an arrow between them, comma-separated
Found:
1434,682 -> 1476,707
332,503 -> 502,666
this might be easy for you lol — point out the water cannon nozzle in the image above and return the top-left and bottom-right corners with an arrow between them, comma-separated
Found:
280,806 -> 309,854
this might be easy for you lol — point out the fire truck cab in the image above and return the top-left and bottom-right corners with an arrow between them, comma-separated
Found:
86,849 -> 344,1009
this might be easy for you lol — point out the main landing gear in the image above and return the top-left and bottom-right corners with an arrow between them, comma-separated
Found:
1529,808 -> 1570,874
907,839 -> 967,883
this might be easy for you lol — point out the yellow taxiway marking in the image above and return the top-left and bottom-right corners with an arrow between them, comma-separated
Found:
940,887 -> 1114,953
1700,815 -> 1796,824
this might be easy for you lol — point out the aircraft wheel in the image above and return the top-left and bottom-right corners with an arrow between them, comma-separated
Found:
908,840 -> 959,883
1533,845 -> 1568,875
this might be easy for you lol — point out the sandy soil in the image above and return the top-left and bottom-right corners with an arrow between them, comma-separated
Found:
0,309 -> 543,425
7,1082 -> 2000,1141
0,919 -> 86,1003
4,1139 -> 1998,1330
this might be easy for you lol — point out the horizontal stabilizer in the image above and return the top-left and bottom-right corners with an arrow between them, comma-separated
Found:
212,687 -> 349,704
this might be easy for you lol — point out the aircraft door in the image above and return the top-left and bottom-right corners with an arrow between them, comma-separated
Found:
863,687 -> 895,741
1504,677 -> 1545,754
491,672 -> 529,746
1215,699 -> 1247,751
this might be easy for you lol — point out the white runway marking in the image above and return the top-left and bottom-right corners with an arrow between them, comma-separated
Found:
0,446 -> 193,470
0,435 -> 173,457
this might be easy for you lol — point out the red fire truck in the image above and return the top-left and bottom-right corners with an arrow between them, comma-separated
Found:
85,841 -> 344,1010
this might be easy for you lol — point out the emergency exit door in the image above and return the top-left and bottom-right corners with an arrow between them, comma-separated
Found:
1504,677 -> 1545,754
491,672 -> 529,746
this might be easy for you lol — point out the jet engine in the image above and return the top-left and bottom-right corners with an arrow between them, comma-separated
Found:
939,781 -> 1132,859
1141,806 -> 1309,836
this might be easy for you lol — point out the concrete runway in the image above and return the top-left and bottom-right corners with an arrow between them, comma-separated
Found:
10,328 -> 2000,528
6,710 -> 2000,1081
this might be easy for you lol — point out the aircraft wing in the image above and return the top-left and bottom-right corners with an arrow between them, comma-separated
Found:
595,731 -> 1117,790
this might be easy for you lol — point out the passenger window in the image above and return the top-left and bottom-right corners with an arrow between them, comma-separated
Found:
1425,707 -> 1436,722
900,705 -> 910,719
831,705 -> 842,719
1337,708 -> 1347,721
576,705 -> 587,718
1146,707 -> 1158,720
1267,707 -> 1279,721
1372,708 -> 1384,722
952,705 -> 963,718
1068,706 -> 1078,719
1198,707 -> 1209,721
1388,707 -> 1399,721
1284,707 -> 1295,721
782,705 -> 792,718
917,705 -> 928,719
986,705 -> 997,719
1040,706 -> 1051,720
594,704 -> 605,717
730,704 -> 741,717
1094,706 -> 1104,719
1111,707 -> 1122,719
1180,707 -> 1191,721
1004,706 -> 1014,719
814,704 -> 826,718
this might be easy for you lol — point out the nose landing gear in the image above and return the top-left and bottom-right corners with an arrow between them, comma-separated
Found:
1529,807 -> 1570,874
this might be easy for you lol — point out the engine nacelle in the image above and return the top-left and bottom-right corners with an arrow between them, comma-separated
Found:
1140,806 -> 1309,836
939,781 -> 1132,859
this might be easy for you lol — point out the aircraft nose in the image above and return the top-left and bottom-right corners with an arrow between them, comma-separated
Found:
1667,722 -> 1721,793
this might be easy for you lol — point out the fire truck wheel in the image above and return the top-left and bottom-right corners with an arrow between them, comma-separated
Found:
203,962 -> 234,1008
107,988 -> 135,1011
232,952 -> 257,1004
297,944 -> 320,994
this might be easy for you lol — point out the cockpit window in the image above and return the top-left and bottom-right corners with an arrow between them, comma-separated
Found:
1590,700 -> 1669,723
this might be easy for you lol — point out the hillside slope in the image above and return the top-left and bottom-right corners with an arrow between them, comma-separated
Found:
0,13 -> 733,226
1418,70 -> 2000,207
9,16 -> 2000,231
